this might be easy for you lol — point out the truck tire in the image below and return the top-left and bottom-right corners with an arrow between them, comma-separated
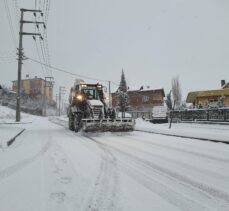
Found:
74,113 -> 82,132
69,113 -> 74,131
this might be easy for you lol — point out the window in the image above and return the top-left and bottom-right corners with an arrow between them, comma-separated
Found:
142,95 -> 149,102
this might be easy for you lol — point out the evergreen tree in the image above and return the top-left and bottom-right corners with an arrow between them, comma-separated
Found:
117,70 -> 129,117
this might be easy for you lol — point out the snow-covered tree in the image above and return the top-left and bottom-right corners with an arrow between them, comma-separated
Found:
117,70 -> 129,117
171,76 -> 182,108
165,91 -> 173,110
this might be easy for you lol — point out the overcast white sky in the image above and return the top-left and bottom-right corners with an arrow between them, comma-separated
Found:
0,0 -> 229,101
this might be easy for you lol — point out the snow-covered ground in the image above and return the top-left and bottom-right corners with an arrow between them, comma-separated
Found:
0,105 -> 34,123
136,119 -> 229,142
0,106 -> 36,148
1,105 -> 229,211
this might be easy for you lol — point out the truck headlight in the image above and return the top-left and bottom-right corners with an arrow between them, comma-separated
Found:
76,94 -> 83,101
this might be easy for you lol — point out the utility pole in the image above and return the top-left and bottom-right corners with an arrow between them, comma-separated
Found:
169,100 -> 176,129
16,8 -> 45,122
59,86 -> 66,116
108,80 -> 111,107
43,77 -> 54,116
55,94 -> 58,114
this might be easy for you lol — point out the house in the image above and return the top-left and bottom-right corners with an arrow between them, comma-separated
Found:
12,77 -> 53,103
112,86 -> 165,118
186,80 -> 229,107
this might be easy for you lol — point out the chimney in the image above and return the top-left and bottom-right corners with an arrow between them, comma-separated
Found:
221,80 -> 226,87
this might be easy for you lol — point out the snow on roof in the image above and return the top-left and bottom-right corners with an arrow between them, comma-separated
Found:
127,86 -> 165,97
128,85 -> 164,92
186,89 -> 229,102
12,77 -> 44,82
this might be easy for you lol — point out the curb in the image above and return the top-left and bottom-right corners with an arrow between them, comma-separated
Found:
0,122 -> 32,125
135,129 -> 229,145
179,121 -> 229,125
7,129 -> 26,146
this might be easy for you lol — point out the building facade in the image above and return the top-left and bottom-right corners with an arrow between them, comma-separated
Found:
112,88 -> 165,118
186,80 -> 229,107
12,77 -> 53,103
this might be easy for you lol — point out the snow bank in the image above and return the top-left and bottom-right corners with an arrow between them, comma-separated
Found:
0,105 -> 33,123
0,105 -> 37,148
136,118 -> 229,143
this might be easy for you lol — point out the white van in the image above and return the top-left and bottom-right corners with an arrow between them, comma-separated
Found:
151,106 -> 168,123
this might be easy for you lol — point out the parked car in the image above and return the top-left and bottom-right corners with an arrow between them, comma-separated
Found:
150,106 -> 168,123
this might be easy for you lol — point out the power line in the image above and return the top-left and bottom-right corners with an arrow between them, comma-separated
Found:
21,56 -> 152,101
35,0 -> 53,77
0,50 -> 16,57
44,0 -> 50,23
39,38 -> 50,75
34,40 -> 46,77
33,1 -> 50,77
12,0 -> 20,24
3,0 -> 17,47
26,56 -> 109,82
38,0 -> 42,10
43,0 -> 52,77
42,0 -> 46,15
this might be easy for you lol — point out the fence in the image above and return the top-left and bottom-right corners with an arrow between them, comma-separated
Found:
128,111 -> 152,119
170,108 -> 229,122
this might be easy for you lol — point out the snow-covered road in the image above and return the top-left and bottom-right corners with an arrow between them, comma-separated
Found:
1,115 -> 229,211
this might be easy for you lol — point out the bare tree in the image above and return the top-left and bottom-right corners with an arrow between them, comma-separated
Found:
165,90 -> 173,110
171,75 -> 182,108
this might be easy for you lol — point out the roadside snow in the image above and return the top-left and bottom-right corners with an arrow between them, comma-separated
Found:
0,105 -> 35,123
0,126 -> 24,148
136,119 -> 229,143
0,105 -> 36,148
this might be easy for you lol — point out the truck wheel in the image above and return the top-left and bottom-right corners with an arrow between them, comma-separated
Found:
68,113 -> 74,131
74,113 -> 82,132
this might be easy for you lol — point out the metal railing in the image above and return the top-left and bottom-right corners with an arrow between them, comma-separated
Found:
170,108 -> 229,122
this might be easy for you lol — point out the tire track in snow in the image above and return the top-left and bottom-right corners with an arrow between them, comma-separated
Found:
120,162 -> 209,211
49,117 -> 229,163
82,136 -> 120,211
45,141 -> 86,210
49,117 -> 68,129
50,117 -> 229,210
122,132 -> 229,164
93,139 -> 229,210
0,141 -> 51,181
109,137 -> 229,181
135,129 -> 229,144
48,118 -> 121,210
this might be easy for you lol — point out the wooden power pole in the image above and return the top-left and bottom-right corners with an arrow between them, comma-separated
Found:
16,8 -> 45,122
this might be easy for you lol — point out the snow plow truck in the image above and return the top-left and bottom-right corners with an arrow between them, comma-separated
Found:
67,80 -> 135,132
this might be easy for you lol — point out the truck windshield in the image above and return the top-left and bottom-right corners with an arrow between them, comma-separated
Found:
82,88 -> 99,100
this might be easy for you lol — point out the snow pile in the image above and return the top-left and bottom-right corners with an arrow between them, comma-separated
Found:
0,105 -> 37,148
0,105 -> 35,123
0,105 -> 16,120
136,118 -> 229,143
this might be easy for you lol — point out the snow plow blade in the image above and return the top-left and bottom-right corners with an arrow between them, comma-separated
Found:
82,118 -> 135,132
